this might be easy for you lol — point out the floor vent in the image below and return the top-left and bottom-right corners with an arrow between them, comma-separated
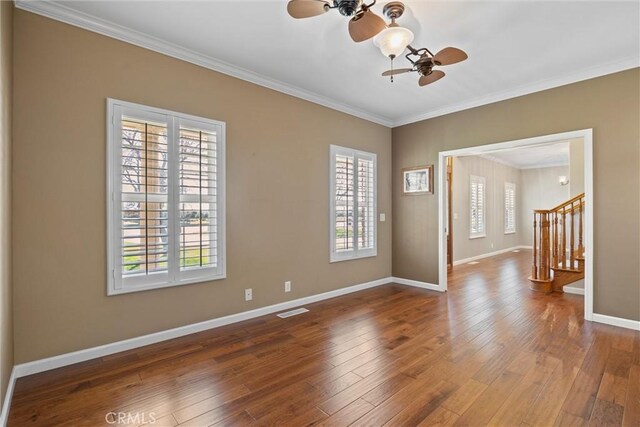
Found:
468,261 -> 480,265
512,249 -> 521,253
277,308 -> 309,318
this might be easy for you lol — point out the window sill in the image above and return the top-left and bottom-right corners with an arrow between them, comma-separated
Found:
330,250 -> 377,263
469,234 -> 486,240
108,272 -> 226,296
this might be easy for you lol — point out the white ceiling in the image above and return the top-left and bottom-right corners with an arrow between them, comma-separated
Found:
18,0 -> 640,127
479,141 -> 570,169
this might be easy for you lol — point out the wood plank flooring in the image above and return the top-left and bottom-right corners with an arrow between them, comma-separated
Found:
8,250 -> 640,426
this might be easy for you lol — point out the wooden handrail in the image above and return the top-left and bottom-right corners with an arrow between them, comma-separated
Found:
533,197 -> 585,217
550,192 -> 585,212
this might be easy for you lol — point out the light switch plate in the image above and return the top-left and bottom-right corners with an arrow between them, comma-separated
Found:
380,213 -> 386,222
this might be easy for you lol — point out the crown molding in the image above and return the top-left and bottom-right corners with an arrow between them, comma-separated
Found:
393,55 -> 639,127
15,1 -> 640,129
518,162 -> 569,170
14,0 -> 395,127
479,153 -> 569,170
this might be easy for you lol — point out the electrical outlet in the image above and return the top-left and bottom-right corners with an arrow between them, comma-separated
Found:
284,281 -> 292,293
491,243 -> 494,249
379,213 -> 386,222
244,288 -> 252,301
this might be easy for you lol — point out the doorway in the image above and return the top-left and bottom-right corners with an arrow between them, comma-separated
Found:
437,129 -> 594,321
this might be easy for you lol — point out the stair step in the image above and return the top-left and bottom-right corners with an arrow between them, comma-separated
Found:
552,269 -> 585,292
552,266 -> 582,273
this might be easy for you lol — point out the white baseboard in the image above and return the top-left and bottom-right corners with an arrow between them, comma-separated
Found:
453,245 -> 531,266
592,313 -> 640,331
563,279 -> 585,296
563,286 -> 585,296
0,368 -> 17,427
13,277 -> 394,378
392,277 -> 443,292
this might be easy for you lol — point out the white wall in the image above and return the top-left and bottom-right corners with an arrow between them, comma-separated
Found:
452,156 -> 521,262
520,165 -> 570,246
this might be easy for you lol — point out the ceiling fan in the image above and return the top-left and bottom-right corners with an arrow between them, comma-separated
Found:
382,45 -> 468,86
287,0 -> 387,42
287,1 -> 468,87
373,2 -> 468,87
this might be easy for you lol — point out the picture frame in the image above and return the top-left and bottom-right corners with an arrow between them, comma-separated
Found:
402,165 -> 434,195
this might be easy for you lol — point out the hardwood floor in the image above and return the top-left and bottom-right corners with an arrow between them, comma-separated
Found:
9,250 -> 640,426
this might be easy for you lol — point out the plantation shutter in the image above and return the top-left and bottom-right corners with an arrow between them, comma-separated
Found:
504,182 -> 516,233
109,100 -> 226,295
118,110 -> 170,287
357,157 -> 375,250
334,152 -> 355,252
330,145 -> 377,262
178,120 -> 220,276
470,175 -> 486,237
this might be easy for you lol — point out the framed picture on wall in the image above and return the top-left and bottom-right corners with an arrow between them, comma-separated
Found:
403,165 -> 434,195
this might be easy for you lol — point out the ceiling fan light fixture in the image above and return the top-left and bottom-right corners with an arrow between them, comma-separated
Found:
373,24 -> 414,58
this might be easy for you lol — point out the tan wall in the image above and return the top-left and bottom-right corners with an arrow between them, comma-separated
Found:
569,139 -> 585,197
519,166 -> 570,247
393,68 -> 640,321
451,156 -> 521,262
0,0 -> 13,407
12,11 -> 392,363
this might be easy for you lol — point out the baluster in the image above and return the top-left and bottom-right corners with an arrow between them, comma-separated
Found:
540,213 -> 546,280
578,197 -> 584,255
551,211 -> 555,267
547,213 -> 552,278
541,212 -> 550,280
570,202 -> 575,269
532,213 -> 538,280
557,211 -> 561,268
556,212 -> 565,267
553,212 -> 559,267
561,209 -> 567,268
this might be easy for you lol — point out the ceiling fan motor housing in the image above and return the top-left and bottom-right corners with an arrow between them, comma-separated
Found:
416,56 -> 435,76
335,0 -> 360,16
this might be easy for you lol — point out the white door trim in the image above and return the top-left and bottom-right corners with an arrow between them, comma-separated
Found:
437,129 -> 594,322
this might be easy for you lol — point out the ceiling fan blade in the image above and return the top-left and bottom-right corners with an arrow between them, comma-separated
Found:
348,9 -> 386,42
287,0 -> 330,19
381,68 -> 413,77
419,70 -> 445,87
433,47 -> 468,66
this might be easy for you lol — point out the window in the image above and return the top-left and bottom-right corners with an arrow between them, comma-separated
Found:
107,99 -> 225,295
469,175 -> 486,238
330,145 -> 377,262
504,182 -> 516,234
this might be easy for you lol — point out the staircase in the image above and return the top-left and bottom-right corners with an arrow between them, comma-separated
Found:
528,193 -> 585,293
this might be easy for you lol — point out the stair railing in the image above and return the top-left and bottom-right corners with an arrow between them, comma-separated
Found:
531,193 -> 585,282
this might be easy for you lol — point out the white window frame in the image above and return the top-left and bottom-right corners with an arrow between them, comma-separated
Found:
469,174 -> 486,239
329,145 -> 377,262
107,99 -> 226,295
504,182 -> 516,234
